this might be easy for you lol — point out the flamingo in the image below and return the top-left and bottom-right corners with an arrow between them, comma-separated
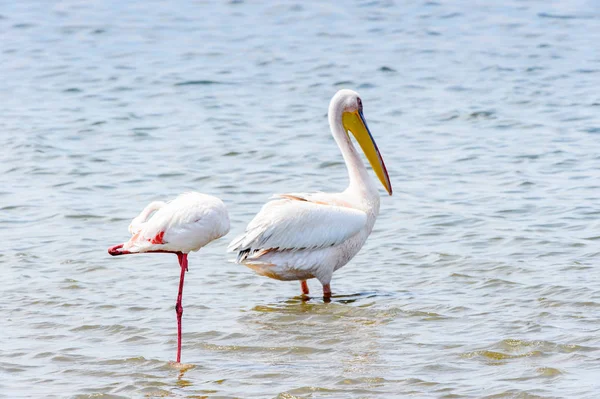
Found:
228,89 -> 392,298
108,192 -> 230,363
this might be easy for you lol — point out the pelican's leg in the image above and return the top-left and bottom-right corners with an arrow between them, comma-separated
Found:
322,283 -> 332,298
175,252 -> 188,363
300,280 -> 309,295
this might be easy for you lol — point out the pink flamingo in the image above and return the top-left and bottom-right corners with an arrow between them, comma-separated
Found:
108,192 -> 229,364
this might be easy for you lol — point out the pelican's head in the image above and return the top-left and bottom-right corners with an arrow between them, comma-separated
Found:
333,89 -> 392,195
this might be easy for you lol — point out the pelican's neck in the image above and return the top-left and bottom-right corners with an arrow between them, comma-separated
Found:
328,101 -> 380,213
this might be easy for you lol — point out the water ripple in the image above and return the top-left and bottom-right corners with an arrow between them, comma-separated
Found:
2,0 -> 600,398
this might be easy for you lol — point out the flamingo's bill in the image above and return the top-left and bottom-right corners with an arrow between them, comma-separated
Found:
108,243 -> 129,255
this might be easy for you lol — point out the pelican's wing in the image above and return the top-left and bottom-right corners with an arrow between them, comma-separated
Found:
272,192 -> 355,208
228,197 -> 367,255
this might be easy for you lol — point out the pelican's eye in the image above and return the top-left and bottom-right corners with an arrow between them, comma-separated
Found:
357,97 -> 363,111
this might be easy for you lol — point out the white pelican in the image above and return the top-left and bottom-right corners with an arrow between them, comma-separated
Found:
108,192 -> 230,363
228,89 -> 392,298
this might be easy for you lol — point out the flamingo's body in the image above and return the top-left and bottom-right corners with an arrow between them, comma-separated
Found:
108,192 -> 229,363
229,90 -> 392,298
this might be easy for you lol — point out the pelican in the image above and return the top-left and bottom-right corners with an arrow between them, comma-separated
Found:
228,89 -> 392,298
108,192 -> 230,364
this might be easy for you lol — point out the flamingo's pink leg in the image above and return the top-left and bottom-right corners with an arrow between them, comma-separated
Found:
175,252 -> 188,363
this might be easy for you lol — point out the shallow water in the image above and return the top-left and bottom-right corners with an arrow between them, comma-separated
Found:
2,1 -> 600,398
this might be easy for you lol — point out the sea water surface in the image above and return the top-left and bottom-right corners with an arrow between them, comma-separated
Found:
2,1 -> 600,398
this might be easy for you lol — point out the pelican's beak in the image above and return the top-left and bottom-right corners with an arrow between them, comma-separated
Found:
342,109 -> 393,195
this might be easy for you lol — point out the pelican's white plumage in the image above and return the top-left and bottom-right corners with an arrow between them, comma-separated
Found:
229,196 -> 367,253
229,89 -> 392,297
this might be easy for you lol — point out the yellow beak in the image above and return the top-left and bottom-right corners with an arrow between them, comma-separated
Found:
342,109 -> 392,195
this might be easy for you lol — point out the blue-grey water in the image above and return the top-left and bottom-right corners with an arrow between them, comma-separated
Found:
2,1 -> 600,398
